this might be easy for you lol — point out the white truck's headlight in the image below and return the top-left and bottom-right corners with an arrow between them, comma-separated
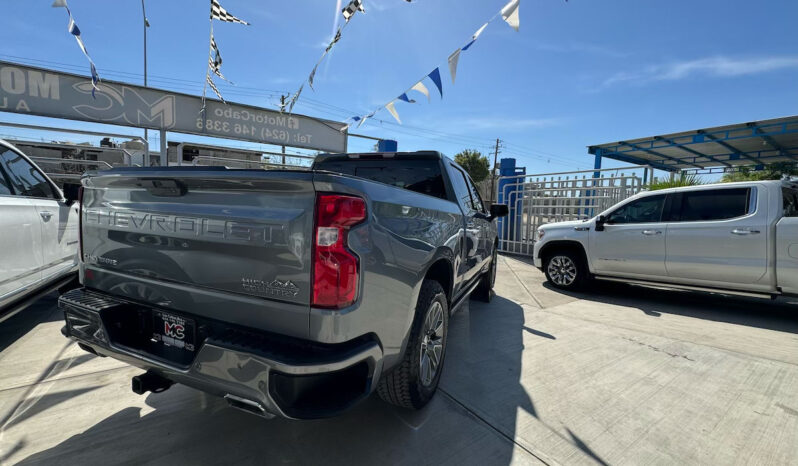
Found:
536,229 -> 545,241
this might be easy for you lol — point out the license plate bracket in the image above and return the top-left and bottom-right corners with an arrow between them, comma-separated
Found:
152,310 -> 196,352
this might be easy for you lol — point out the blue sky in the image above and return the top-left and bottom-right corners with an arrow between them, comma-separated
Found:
1,0 -> 797,173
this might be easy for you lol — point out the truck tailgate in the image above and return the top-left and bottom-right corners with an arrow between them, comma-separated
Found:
80,168 -> 315,338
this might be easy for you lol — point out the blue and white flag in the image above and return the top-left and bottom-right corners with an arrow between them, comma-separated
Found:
501,0 -> 520,31
427,68 -> 443,98
397,93 -> 415,103
385,101 -> 402,124
52,0 -> 100,97
410,81 -> 431,102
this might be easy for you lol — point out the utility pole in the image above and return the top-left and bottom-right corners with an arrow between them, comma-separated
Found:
141,0 -> 150,165
490,138 -> 502,204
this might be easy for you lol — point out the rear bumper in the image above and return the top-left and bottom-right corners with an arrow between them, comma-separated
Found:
59,288 -> 383,419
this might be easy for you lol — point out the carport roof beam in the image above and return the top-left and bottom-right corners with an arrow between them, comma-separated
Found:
588,115 -> 798,173
618,140 -> 705,169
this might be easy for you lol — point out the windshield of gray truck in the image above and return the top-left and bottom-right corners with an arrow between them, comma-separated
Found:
314,159 -> 448,200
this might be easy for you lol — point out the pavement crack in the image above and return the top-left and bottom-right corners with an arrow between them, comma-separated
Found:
438,387 -> 555,466
502,256 -> 545,309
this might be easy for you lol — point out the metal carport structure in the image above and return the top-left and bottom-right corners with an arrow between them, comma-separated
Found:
588,115 -> 798,174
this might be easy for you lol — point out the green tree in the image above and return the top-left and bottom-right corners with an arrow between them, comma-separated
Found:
721,163 -> 798,182
454,149 -> 490,182
648,173 -> 704,191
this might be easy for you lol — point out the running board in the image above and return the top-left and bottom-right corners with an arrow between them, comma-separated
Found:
594,276 -> 777,300
450,279 -> 482,315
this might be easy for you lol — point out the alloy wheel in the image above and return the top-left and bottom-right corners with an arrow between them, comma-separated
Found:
547,255 -> 577,286
419,301 -> 445,386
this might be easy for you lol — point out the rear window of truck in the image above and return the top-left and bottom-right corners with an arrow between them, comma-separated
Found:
783,188 -> 798,217
314,159 -> 448,200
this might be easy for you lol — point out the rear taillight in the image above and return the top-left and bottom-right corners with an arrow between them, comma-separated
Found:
78,186 -> 84,261
312,194 -> 366,309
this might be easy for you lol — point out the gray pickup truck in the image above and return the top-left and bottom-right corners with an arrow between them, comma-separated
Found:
59,151 -> 507,419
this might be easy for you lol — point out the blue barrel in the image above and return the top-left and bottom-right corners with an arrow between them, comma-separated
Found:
377,139 -> 398,152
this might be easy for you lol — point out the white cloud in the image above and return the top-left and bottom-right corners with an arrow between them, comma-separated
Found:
602,56 -> 798,88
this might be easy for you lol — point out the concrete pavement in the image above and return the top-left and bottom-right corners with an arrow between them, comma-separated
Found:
1,256 -> 797,465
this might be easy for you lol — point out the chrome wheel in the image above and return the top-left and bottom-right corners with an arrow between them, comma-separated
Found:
547,255 -> 577,286
419,301 -> 445,387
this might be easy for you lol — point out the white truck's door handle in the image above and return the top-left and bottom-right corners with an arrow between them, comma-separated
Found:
39,211 -> 53,221
731,228 -> 760,235
641,230 -> 662,235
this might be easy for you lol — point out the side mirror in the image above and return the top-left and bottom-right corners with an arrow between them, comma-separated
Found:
595,215 -> 606,232
489,204 -> 509,221
62,183 -> 81,204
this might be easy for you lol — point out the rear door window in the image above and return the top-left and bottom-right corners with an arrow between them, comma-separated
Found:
314,159 -> 447,200
782,188 -> 798,217
676,188 -> 752,221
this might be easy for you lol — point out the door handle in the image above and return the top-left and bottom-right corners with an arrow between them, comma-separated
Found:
731,228 -> 760,235
641,230 -> 662,236
39,211 -> 53,221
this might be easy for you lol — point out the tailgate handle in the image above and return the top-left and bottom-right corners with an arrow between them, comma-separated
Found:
138,178 -> 188,197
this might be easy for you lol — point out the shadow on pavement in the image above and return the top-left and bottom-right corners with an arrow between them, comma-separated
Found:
16,388 -> 520,465
543,280 -> 798,334
0,293 -> 62,354
15,297 -> 540,465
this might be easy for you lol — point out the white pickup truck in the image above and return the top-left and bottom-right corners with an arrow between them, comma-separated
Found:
0,139 -> 80,322
533,180 -> 798,298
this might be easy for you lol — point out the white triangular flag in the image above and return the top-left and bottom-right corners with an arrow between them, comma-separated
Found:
411,81 -> 430,102
385,101 -> 401,124
473,22 -> 488,40
448,49 -> 461,84
357,110 -> 376,127
501,0 -> 520,31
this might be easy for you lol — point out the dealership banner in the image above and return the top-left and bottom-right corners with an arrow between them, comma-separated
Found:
0,61 -> 348,153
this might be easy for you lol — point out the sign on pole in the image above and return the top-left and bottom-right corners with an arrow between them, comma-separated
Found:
0,61 -> 348,153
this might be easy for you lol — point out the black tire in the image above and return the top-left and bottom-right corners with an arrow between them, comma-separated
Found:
377,280 -> 448,410
543,249 -> 587,290
472,246 -> 498,302
57,275 -> 81,296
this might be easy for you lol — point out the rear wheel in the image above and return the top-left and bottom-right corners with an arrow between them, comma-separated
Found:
544,250 -> 587,290
377,280 -> 448,410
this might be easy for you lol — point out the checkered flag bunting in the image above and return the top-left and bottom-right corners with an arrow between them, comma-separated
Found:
342,0 -> 365,22
210,0 -> 250,25
206,74 -> 226,103
209,35 -> 230,82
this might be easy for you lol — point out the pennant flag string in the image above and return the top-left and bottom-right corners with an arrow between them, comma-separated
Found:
410,81 -> 431,102
202,0 -> 250,111
348,0 -> 521,130
52,0 -> 100,98
385,101 -> 401,124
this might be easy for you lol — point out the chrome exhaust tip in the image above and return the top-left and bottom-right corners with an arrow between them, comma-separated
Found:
224,394 -> 274,419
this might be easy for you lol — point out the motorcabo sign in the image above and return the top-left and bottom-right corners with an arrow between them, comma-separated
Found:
0,61 -> 347,152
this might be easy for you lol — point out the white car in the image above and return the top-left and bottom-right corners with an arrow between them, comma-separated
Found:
533,180 -> 798,298
0,139 -> 80,322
